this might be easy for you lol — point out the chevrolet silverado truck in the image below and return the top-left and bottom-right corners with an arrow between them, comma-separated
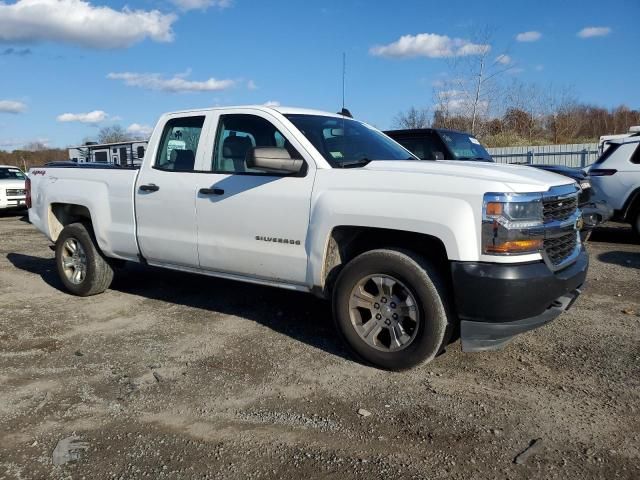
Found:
27,106 -> 588,370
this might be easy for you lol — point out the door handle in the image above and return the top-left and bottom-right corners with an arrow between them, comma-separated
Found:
139,183 -> 160,192
199,187 -> 224,196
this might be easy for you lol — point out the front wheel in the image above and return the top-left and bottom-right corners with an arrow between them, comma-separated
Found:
55,222 -> 114,296
332,249 -> 450,370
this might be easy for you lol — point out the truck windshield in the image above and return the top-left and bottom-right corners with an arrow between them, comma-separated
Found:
0,167 -> 26,180
285,114 -> 417,167
438,131 -> 493,161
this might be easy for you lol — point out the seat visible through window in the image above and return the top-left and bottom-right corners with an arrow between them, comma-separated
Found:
221,135 -> 252,172
171,149 -> 196,171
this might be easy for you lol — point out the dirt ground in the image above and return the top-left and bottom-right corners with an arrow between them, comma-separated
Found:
0,212 -> 638,480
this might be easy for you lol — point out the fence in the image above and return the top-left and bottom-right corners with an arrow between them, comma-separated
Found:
487,143 -> 600,168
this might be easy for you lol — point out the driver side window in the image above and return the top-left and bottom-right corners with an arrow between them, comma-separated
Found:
155,116 -> 205,171
212,114 -> 301,174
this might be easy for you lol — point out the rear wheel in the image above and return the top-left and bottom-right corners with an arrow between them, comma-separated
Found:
55,222 -> 114,296
332,248 -> 450,370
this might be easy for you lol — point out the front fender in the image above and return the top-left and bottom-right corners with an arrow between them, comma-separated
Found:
306,189 -> 478,288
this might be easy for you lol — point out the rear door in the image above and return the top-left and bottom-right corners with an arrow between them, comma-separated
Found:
135,112 -> 214,268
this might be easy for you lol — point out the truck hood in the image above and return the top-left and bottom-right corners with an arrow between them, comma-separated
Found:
0,178 -> 27,190
362,160 -> 575,192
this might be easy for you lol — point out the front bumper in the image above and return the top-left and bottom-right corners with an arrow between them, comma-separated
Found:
0,196 -> 27,210
581,200 -> 613,229
451,248 -> 588,352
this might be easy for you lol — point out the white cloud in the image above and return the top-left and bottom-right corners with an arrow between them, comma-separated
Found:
263,101 -> 280,107
370,33 -> 490,58
516,31 -> 542,42
107,71 -> 236,93
126,123 -> 154,137
247,80 -> 258,90
56,110 -> 109,123
0,0 -> 176,49
578,27 -> 611,38
0,100 -> 27,113
170,0 -> 231,12
495,54 -> 511,65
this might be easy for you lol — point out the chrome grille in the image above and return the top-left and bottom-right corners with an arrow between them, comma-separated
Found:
544,233 -> 578,266
6,188 -> 26,196
543,196 -> 578,223
542,185 -> 580,270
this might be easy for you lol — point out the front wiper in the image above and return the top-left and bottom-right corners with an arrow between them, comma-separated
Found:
338,158 -> 372,168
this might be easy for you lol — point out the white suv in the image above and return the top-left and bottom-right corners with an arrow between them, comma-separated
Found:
588,138 -> 640,237
0,165 -> 28,211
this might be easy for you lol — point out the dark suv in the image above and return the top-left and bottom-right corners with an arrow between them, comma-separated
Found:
385,128 -> 611,240
384,128 -> 493,162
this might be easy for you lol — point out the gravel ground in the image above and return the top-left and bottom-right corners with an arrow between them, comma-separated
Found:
0,212 -> 639,479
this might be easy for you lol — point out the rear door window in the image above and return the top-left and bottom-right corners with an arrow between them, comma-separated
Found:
155,116 -> 205,171
592,143 -> 620,166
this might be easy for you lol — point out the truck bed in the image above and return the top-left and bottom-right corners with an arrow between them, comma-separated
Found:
28,166 -> 141,261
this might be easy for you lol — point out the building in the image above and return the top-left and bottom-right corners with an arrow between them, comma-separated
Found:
68,141 -> 149,166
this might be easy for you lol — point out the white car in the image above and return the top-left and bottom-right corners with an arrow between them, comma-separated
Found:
0,165 -> 28,211
588,137 -> 640,237
27,106 -> 588,369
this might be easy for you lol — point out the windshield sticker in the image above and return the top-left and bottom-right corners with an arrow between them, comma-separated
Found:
469,137 -> 481,145
330,151 -> 344,159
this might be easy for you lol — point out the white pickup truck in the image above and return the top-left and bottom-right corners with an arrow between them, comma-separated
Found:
27,106 -> 588,369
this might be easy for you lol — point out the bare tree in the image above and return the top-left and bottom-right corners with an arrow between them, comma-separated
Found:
22,141 -> 49,151
97,125 -> 132,144
392,107 -> 431,129
434,27 -> 515,135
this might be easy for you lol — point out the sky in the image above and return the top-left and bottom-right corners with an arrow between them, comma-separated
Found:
0,0 -> 639,150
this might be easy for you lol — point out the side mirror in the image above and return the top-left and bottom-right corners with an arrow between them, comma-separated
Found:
433,151 -> 445,160
247,147 -> 303,174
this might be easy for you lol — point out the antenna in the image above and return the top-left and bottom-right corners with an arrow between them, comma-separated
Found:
336,53 -> 352,118
342,52 -> 346,111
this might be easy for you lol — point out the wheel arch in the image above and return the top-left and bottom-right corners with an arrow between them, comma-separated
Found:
621,187 -> 640,222
48,203 -> 93,241
317,225 -> 451,299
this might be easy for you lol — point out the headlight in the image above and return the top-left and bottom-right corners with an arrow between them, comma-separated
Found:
482,193 -> 544,255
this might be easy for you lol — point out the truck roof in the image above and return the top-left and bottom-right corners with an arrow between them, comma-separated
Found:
165,105 -> 346,119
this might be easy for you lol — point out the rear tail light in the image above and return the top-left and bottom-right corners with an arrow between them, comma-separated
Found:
25,177 -> 32,208
589,169 -> 617,176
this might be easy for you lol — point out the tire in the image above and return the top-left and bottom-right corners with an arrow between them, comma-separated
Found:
55,222 -> 114,296
332,248 -> 450,370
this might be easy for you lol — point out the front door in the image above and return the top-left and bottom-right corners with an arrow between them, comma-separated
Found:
135,114 -> 211,268
195,112 -> 315,285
